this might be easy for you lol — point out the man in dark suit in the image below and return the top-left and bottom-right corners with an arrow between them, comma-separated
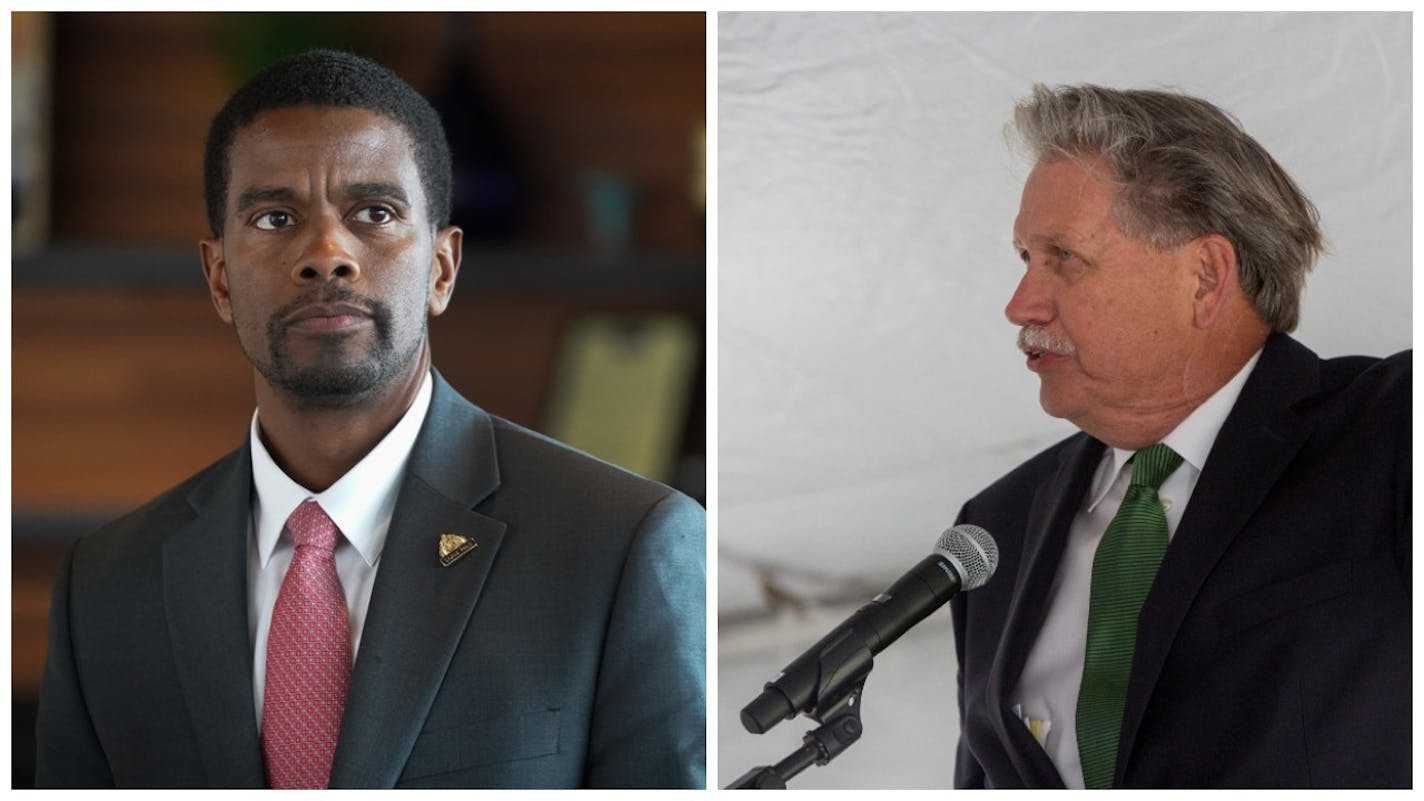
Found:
952,84 -> 1409,788
35,49 -> 705,789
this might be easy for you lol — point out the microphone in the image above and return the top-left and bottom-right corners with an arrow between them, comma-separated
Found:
740,525 -> 999,735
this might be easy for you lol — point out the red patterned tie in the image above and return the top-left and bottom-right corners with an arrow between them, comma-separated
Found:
262,500 -> 351,789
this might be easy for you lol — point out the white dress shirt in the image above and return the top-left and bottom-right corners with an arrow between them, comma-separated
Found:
247,370 -> 433,726
1010,349 -> 1262,788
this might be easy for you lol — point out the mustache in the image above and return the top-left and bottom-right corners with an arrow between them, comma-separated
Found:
270,287 -> 386,327
267,287 -> 393,347
1017,325 -> 1075,356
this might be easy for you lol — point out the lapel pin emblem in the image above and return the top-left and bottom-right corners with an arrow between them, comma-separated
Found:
438,533 -> 477,567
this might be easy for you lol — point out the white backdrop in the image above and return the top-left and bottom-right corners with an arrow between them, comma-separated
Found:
716,12 -> 1411,788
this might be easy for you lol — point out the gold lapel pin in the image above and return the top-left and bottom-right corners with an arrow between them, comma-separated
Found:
438,533 -> 477,567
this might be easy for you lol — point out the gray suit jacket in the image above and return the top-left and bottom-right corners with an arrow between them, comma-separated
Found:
35,371 -> 706,788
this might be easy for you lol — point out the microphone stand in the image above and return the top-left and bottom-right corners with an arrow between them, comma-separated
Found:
727,632 -> 874,789
726,682 -> 866,788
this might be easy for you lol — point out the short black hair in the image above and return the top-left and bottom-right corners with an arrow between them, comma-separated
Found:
203,48 -> 452,236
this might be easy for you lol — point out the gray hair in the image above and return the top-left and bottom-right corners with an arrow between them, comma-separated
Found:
1011,83 -> 1323,333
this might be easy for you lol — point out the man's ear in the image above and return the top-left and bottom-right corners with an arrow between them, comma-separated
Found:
428,225 -> 462,317
1189,233 -> 1238,330
199,237 -> 235,324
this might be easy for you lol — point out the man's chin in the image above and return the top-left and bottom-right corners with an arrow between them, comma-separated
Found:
266,363 -> 386,407
254,329 -> 424,408
1036,384 -> 1076,421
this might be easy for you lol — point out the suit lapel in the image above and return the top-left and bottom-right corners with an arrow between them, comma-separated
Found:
1116,334 -> 1320,783
987,432 -> 1103,788
329,373 -> 507,788
162,446 -> 266,787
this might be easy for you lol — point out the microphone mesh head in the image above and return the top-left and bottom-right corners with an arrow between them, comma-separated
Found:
936,525 -> 999,590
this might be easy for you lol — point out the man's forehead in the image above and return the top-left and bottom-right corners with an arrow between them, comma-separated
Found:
232,106 -> 412,159
226,107 -> 422,198
1023,155 -> 1119,202
1013,156 -> 1122,241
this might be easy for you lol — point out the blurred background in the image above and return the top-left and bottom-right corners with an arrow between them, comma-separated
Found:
12,11 -> 705,786
718,12 -> 1410,788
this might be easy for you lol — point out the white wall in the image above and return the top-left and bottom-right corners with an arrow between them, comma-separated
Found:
716,11 -> 1410,788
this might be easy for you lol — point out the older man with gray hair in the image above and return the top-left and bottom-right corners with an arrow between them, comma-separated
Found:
951,84 -> 1409,789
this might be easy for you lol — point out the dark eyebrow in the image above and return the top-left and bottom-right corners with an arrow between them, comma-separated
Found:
343,182 -> 410,206
234,187 -> 296,214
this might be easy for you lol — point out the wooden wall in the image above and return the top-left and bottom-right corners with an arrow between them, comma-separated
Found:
47,12 -> 706,249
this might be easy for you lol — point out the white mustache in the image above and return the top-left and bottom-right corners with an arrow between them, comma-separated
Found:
1017,326 -> 1076,356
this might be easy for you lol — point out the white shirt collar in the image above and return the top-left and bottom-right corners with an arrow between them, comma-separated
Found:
250,370 -> 434,568
1085,348 -> 1263,511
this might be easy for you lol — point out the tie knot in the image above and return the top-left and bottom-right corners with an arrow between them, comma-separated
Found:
286,500 -> 340,552
1129,444 -> 1183,490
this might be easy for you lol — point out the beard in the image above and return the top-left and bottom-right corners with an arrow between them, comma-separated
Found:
248,286 -> 426,408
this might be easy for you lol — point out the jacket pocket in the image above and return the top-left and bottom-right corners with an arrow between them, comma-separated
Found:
1215,561 -> 1351,639
398,707 -> 561,781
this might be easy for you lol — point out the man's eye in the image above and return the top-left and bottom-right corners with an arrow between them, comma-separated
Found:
354,206 -> 394,224
253,211 -> 294,230
1058,248 -> 1076,262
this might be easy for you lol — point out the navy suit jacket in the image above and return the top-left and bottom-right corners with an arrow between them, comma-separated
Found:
35,371 -> 706,788
952,334 -> 1410,788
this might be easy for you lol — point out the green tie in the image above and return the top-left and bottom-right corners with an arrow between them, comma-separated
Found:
1076,443 -> 1183,789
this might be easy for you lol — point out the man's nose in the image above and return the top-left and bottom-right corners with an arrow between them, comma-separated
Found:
1004,265 -> 1053,326
292,215 -> 361,283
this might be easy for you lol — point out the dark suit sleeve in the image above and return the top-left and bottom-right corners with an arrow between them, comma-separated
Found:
1394,355 -> 1410,589
583,491 -> 706,789
34,542 -> 114,788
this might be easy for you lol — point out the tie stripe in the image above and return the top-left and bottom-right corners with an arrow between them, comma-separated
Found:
1076,444 -> 1182,789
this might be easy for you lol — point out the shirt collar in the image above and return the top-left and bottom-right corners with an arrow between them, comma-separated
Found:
250,370 -> 434,568
1085,348 -> 1263,512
